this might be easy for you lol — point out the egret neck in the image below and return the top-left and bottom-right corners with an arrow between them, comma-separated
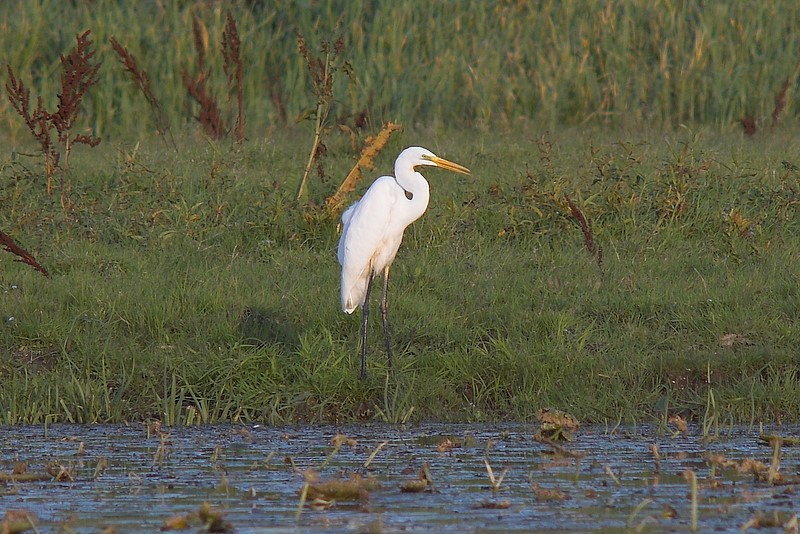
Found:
393,157 -> 431,228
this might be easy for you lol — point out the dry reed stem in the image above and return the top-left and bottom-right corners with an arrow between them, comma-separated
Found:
295,31 -> 344,201
326,121 -> 403,213
484,458 -> 507,492
682,469 -> 698,532
767,436 -> 781,485
604,464 -> 620,486
650,443 -> 661,474
363,440 -> 388,468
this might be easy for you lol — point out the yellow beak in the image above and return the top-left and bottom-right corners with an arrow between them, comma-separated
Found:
425,155 -> 471,175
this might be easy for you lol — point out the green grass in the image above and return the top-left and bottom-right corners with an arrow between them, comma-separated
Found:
2,0 -> 800,140
2,125 -> 800,425
2,1 -> 800,426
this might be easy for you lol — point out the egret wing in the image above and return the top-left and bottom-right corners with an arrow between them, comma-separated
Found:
337,202 -> 358,265
338,177 -> 401,312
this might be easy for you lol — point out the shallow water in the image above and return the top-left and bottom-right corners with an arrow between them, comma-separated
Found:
0,423 -> 798,532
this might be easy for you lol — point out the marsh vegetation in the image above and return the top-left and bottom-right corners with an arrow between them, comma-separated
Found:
1,1 -> 800,427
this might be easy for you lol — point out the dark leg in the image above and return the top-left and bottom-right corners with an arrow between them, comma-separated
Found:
360,274 -> 374,380
381,266 -> 393,369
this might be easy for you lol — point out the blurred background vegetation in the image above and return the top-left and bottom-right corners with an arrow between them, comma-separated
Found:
2,0 -> 799,142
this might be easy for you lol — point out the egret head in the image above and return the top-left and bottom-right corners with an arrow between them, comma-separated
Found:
398,146 -> 471,175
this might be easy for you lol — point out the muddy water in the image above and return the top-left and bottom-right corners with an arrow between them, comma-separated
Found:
0,423 -> 798,532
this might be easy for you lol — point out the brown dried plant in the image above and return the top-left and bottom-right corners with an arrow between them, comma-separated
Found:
5,30 -> 101,207
5,67 -> 54,175
222,10 -> 244,143
740,77 -> 790,135
1,510 -> 39,533
182,12 -> 246,142
565,195 -> 604,280
183,14 -> 225,139
325,121 -> 403,213
296,30 -> 347,201
109,37 -> 176,150
266,76 -> 287,124
771,77 -> 789,128
0,231 -> 49,278
739,115 -> 756,136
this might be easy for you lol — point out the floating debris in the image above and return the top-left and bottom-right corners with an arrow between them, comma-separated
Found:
305,474 -> 381,501
160,494 -> 234,529
531,483 -> 570,501
0,462 -> 52,483
330,433 -> 358,448
0,510 -> 38,533
741,511 -> 798,531
668,414 -> 689,436
399,478 -> 430,493
400,463 -> 433,493
473,500 -> 511,509
93,457 -> 109,480
534,408 -> 579,442
1,423 -> 798,531
436,438 -> 461,453
758,433 -> 800,447
160,513 -> 191,531
0,471 -> 52,483
198,502 -> 233,533
46,463 -> 74,482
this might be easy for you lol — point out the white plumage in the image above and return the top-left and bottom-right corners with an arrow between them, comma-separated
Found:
337,146 -> 470,378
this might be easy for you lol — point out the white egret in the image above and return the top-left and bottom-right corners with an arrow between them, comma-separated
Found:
337,146 -> 471,378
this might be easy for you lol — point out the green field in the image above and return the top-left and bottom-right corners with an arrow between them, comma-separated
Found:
1,1 -> 800,426
3,126 -> 799,426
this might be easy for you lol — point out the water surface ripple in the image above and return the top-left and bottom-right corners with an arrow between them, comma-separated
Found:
1,423 -> 798,532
